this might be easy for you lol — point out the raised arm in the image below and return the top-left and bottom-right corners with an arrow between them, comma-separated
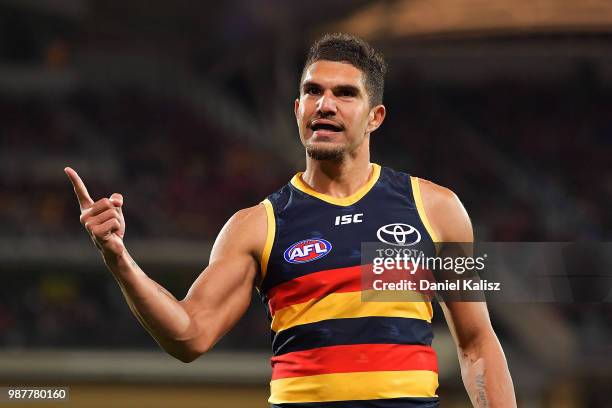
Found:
65,167 -> 265,363
418,178 -> 517,407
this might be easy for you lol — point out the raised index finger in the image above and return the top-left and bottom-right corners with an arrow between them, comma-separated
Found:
64,167 -> 94,211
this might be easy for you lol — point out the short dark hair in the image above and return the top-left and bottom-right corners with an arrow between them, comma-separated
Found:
301,33 -> 387,107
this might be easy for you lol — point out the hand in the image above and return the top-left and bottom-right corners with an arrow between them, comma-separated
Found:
65,167 -> 126,258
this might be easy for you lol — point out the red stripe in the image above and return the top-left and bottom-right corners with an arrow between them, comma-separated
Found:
267,264 -> 436,316
268,265 -> 362,315
270,344 -> 438,380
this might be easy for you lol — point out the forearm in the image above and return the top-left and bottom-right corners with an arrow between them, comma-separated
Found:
103,249 -> 201,361
64,168 -> 223,362
459,334 -> 516,408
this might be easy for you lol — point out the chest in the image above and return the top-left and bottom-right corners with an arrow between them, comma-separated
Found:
263,188 -> 433,294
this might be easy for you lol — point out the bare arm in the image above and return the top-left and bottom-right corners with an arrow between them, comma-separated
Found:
419,178 -> 516,407
65,167 -> 264,363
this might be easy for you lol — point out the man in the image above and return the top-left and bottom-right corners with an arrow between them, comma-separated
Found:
66,33 -> 516,407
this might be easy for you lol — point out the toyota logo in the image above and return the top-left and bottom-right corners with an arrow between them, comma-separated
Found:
376,223 -> 421,246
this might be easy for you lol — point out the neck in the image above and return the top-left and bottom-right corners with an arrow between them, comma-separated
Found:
301,140 -> 372,198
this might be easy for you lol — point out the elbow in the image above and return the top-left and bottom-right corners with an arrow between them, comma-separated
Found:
170,339 -> 213,363
170,348 -> 203,363
456,336 -> 488,364
458,332 -> 504,366
174,351 -> 201,364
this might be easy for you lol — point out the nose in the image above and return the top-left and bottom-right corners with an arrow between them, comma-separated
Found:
316,90 -> 337,116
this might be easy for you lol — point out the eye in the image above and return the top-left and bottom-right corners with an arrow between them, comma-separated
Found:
305,86 -> 321,95
337,88 -> 356,97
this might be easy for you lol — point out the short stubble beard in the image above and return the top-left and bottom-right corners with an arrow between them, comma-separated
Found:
306,145 -> 345,162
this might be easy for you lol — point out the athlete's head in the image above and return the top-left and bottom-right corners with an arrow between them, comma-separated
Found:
295,33 -> 387,162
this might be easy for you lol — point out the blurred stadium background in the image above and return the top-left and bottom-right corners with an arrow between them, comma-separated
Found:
0,0 -> 611,407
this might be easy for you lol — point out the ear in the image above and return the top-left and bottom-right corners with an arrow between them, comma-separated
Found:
294,98 -> 300,123
366,104 -> 386,134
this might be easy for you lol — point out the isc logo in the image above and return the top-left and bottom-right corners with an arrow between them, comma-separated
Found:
334,213 -> 363,225
283,238 -> 332,264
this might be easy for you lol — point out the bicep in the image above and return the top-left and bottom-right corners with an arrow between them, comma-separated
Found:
181,255 -> 258,348
419,179 -> 491,346
180,205 -> 265,349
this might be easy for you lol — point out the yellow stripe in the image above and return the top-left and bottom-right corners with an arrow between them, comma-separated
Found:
410,176 -> 440,243
260,199 -> 276,281
269,370 -> 438,403
290,163 -> 381,206
271,290 -> 432,333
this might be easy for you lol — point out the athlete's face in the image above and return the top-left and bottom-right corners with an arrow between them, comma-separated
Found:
295,60 -> 385,161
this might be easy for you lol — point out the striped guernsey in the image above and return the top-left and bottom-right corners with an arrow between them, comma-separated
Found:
258,163 -> 440,408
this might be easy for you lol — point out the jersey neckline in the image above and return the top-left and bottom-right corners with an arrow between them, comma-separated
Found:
290,163 -> 381,206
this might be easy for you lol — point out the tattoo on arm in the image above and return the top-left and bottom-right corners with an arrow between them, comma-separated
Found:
475,374 -> 489,408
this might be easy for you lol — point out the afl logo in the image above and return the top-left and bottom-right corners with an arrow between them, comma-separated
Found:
284,238 -> 332,264
376,223 -> 421,246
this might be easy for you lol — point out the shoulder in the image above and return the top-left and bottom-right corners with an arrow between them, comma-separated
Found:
417,177 -> 460,211
415,177 -> 473,242
211,203 -> 268,261
230,203 -> 267,225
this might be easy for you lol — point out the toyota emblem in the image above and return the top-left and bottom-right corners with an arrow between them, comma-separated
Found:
376,223 -> 421,246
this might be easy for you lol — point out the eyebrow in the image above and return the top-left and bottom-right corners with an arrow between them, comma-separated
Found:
302,81 -> 362,96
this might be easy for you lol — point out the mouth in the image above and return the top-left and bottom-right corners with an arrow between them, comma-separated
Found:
309,120 -> 344,136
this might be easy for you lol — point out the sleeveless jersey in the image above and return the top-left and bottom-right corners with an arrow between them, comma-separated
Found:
259,164 -> 440,408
